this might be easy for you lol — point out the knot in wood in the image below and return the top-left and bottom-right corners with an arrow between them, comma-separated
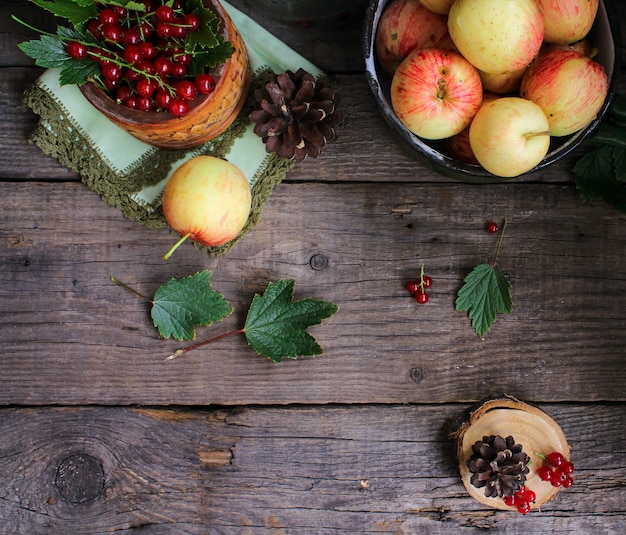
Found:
408,367 -> 424,384
309,254 -> 329,271
54,453 -> 105,504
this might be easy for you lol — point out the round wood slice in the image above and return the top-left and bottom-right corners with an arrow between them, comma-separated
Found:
449,396 -> 571,511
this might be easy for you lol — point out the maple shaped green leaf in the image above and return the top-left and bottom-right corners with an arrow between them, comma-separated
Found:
455,263 -> 512,338
244,279 -> 339,362
151,271 -> 233,341
28,0 -> 98,26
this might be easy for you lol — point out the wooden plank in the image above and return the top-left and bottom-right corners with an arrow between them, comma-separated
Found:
1,180 -> 624,405
0,404 -> 623,534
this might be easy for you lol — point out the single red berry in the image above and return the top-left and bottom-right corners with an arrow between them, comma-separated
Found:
170,20 -> 188,39
172,0 -> 185,9
553,467 -> 570,485
562,475 -> 574,488
136,59 -> 155,75
538,465 -> 554,482
503,495 -> 516,507
560,461 -> 575,475
516,501 -> 531,515
155,90 -> 173,110
123,44 -> 143,65
67,41 -> 88,59
121,27 -> 142,47
175,79 -> 196,101
156,21 -> 173,39
155,5 -> 176,21
195,73 -> 216,94
406,280 -> 420,295
98,8 -> 119,26
487,221 -> 499,233
547,452 -> 565,468
87,19 -> 103,40
115,85 -> 132,103
122,95 -> 138,109
112,6 -> 127,18
101,23 -> 122,43
551,476 -> 562,488
523,489 -> 536,503
422,275 -> 433,289
154,56 -> 173,76
101,63 -> 122,81
415,290 -> 429,304
139,41 -> 157,60
168,98 -> 188,117
103,77 -> 122,91
184,13 -> 201,31
171,62 -> 187,79
136,78 -> 157,98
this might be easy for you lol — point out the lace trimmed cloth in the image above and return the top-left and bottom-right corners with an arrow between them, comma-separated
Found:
22,2 -> 322,256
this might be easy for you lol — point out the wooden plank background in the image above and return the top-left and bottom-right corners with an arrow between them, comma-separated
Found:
0,0 -> 625,533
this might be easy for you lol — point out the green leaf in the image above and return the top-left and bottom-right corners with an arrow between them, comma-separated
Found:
185,0 -> 222,49
244,279 -> 339,362
151,271 -> 233,341
612,147 -> 626,182
455,263 -> 513,338
574,145 -> 626,212
59,58 -> 100,85
28,0 -> 98,26
17,34 -> 70,67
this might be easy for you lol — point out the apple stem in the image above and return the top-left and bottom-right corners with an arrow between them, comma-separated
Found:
524,130 -> 551,139
164,328 -> 246,361
163,232 -> 192,261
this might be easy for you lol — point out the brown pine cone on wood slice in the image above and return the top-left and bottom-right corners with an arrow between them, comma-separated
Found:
449,395 -> 571,511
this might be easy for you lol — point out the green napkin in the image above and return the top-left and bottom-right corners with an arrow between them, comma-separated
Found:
23,2 -> 323,255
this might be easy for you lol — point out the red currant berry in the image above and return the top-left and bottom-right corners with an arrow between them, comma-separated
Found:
171,20 -> 188,39
194,74 -> 216,94
136,59 -> 155,75
516,501 -> 531,515
154,56 -> 173,76
112,6 -> 127,18
67,41 -> 88,59
87,20 -> 103,40
553,468 -> 569,485
98,8 -> 119,26
101,23 -> 122,43
538,465 -> 554,481
156,5 -> 176,21
124,67 -> 141,82
156,21 -> 173,39
174,51 -> 191,65
101,63 -> 122,81
103,77 -> 122,91
560,461 -> 575,475
172,0 -> 185,9
139,21 -> 154,39
406,280 -> 420,295
139,41 -> 157,60
121,27 -> 142,47
551,477 -> 562,488
503,495 -> 516,507
123,96 -> 138,109
136,78 -> 157,98
562,475 -> 574,488
175,80 -> 197,101
171,62 -> 187,79
422,275 -> 433,289
142,0 -> 157,12
523,489 -> 536,503
135,96 -> 155,112
168,98 -> 189,117
415,290 -> 429,304
115,85 -> 132,103
184,13 -> 201,31
123,44 -> 143,65
547,452 -> 565,468
155,90 -> 173,110
487,221 -> 499,233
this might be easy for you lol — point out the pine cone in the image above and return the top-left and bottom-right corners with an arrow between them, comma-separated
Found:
466,434 -> 530,498
249,68 -> 343,162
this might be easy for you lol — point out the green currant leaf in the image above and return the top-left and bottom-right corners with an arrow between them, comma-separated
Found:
185,0 -> 222,49
574,145 -> 626,212
187,41 -> 234,74
59,58 -> 100,85
17,34 -> 70,68
244,279 -> 339,362
455,263 -> 512,338
612,146 -> 626,182
151,271 -> 233,341
27,0 -> 98,26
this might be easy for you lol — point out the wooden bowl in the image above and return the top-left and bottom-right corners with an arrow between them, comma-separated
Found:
363,0 -> 621,183
80,0 -> 251,150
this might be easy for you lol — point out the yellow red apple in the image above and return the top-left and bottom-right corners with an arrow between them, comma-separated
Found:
520,49 -> 608,137
390,47 -> 483,140
535,0 -> 598,45
419,0 -> 455,15
161,155 -> 251,259
447,0 -> 544,74
479,65 -> 529,95
469,97 -> 551,177
375,0 -> 451,76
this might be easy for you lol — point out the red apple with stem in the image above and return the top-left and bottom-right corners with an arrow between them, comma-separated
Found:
375,0 -> 451,76
520,49 -> 608,137
390,47 -> 483,140
535,0 -> 598,45
162,156 -> 251,260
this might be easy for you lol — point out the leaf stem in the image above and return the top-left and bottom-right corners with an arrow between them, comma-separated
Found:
492,218 -> 508,266
11,15 -> 56,38
110,276 -> 153,303
164,328 -> 246,361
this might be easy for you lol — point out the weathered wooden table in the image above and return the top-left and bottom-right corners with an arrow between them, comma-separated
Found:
1,1 -> 625,533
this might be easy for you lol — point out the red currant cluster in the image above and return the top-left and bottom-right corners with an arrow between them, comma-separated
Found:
406,264 -> 432,304
66,1 -> 217,117
537,451 -> 575,488
502,485 -> 536,515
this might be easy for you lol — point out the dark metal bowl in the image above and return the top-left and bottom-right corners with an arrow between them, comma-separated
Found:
363,0 -> 621,183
